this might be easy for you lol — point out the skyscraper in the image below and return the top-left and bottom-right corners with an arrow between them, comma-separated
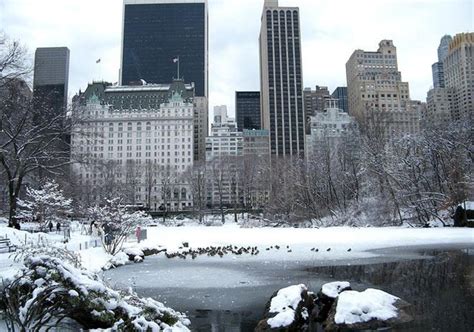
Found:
259,0 -> 305,156
33,47 -> 70,114
331,87 -> 349,113
431,35 -> 452,88
346,40 -> 410,118
303,86 -> 331,116
443,33 -> 473,122
235,91 -> 261,131
346,40 -> 420,140
120,0 -> 208,98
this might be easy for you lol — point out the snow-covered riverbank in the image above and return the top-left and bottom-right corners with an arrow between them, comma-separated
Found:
1,221 -> 473,278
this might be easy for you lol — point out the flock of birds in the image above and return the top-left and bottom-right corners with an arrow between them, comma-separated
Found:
164,245 -> 260,259
162,243 -> 353,260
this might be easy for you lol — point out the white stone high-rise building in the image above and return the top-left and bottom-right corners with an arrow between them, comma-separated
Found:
425,33 -> 473,126
213,105 -> 229,126
206,107 -> 242,161
305,99 -> 356,160
346,40 -> 421,139
443,33 -> 473,122
424,88 -> 453,127
71,81 -> 194,211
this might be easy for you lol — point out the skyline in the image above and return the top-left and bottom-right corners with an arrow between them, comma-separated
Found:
1,0 -> 472,116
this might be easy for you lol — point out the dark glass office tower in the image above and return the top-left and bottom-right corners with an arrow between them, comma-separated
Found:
120,0 -> 208,97
236,91 -> 261,131
259,0 -> 304,156
331,86 -> 348,113
33,47 -> 70,114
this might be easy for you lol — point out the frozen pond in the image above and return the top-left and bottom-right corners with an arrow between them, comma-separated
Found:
105,243 -> 474,331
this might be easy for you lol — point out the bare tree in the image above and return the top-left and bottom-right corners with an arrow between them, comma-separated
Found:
144,161 -> 159,211
159,166 -> 173,223
185,161 -> 207,223
0,81 -> 73,227
209,158 -> 230,223
0,33 -> 31,90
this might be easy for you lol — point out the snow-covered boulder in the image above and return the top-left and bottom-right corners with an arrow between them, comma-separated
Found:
0,255 -> 190,331
255,284 -> 315,331
123,247 -> 145,262
324,288 -> 412,331
314,281 -> 352,323
103,251 -> 130,270
320,281 -> 351,299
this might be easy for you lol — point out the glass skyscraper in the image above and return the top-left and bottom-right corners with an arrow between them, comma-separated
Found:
331,87 -> 348,113
236,91 -> 261,131
432,35 -> 452,88
33,47 -> 70,114
120,0 -> 208,97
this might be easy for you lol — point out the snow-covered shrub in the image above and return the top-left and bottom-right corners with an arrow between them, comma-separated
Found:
88,198 -> 153,255
0,255 -> 190,331
12,241 -> 82,268
17,180 -> 72,230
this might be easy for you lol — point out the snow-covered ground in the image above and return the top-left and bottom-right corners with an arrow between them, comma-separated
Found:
1,220 -> 473,280
132,223 -> 473,261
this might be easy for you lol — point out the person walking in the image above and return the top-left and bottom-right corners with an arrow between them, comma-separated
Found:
56,221 -> 61,233
135,225 -> 141,243
48,221 -> 53,232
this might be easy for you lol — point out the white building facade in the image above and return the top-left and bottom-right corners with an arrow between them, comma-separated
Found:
71,83 -> 194,212
346,40 -> 421,140
306,99 -> 356,160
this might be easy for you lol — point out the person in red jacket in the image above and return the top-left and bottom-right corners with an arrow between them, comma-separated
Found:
135,225 -> 141,243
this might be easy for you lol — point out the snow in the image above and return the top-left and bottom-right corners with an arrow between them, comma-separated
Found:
123,247 -> 144,257
267,284 -> 306,328
133,223 -> 474,263
460,201 -> 474,210
9,255 -> 190,331
107,252 -> 130,268
267,310 -> 296,328
322,281 -> 351,298
1,221 -> 474,281
334,288 -> 400,325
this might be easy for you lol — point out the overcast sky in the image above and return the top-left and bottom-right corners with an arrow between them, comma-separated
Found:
1,0 -> 472,115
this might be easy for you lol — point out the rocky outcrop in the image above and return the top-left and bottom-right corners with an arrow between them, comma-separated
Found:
255,284 -> 315,331
256,282 -> 412,331
313,281 -> 352,323
324,297 -> 413,331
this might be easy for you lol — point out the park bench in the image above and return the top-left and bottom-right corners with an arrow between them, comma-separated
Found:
0,237 -> 17,253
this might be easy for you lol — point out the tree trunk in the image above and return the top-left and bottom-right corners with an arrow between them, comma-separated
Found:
8,175 -> 23,228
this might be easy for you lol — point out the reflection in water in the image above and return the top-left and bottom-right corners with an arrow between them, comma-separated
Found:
132,249 -> 473,331
190,310 -> 256,332
309,250 -> 474,331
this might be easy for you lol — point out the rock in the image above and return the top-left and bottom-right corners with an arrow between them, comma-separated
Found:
323,289 -> 413,331
313,281 -> 352,323
255,284 -> 315,331
134,255 -> 143,263
142,248 -> 165,256
123,248 -> 145,261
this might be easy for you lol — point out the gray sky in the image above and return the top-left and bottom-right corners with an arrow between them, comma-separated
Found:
1,0 -> 472,115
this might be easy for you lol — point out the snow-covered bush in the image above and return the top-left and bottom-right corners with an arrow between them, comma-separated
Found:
17,180 -> 72,230
12,241 -> 82,268
0,255 -> 190,331
88,198 -> 152,255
